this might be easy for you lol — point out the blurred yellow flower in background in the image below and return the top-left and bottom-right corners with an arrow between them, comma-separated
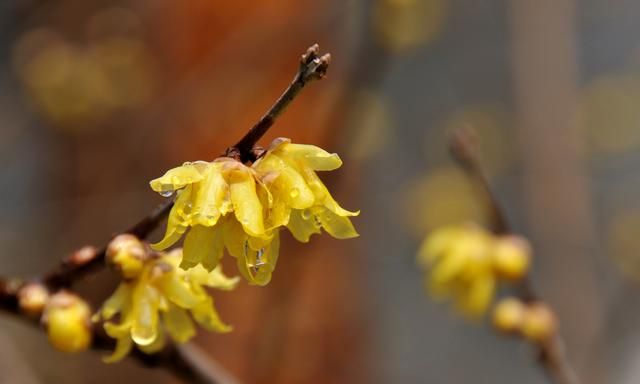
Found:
95,246 -> 238,363
417,224 -> 530,316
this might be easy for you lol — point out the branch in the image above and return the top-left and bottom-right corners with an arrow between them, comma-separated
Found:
227,43 -> 331,162
0,43 -> 331,383
449,128 -> 581,384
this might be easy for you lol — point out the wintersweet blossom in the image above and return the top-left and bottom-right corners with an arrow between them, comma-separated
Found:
95,246 -> 238,362
150,158 -> 274,270
417,224 -> 530,316
253,138 -> 359,242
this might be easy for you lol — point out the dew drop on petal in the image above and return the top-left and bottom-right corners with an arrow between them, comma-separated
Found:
289,188 -> 300,199
301,209 -> 312,220
159,190 -> 174,198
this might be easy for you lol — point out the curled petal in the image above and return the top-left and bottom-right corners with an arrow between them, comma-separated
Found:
191,297 -> 232,333
151,186 -> 193,250
181,224 -> 224,270
99,284 -> 131,320
192,163 -> 231,227
164,304 -> 196,343
279,142 -> 343,171
156,272 -> 202,309
286,209 -> 321,242
222,217 -> 246,258
229,169 -> 266,237
103,334 -> 133,363
149,163 -> 204,195
316,208 -> 359,239
131,285 -> 160,346
237,233 -> 280,286
256,154 -> 315,209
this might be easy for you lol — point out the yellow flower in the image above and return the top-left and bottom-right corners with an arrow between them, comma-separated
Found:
253,138 -> 359,242
150,158 -> 273,270
417,224 -> 531,317
95,249 -> 239,363
43,291 -> 92,353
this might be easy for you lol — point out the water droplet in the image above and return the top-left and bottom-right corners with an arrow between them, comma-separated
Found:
289,188 -> 300,199
301,209 -> 312,220
159,190 -> 174,198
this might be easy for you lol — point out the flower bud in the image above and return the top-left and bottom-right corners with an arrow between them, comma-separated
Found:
492,236 -> 531,281
492,297 -> 525,333
18,283 -> 49,317
43,291 -> 92,353
521,302 -> 557,343
107,234 -> 147,279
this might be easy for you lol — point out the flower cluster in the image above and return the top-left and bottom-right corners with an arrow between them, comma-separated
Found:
417,223 -> 530,316
149,138 -> 359,285
95,235 -> 238,362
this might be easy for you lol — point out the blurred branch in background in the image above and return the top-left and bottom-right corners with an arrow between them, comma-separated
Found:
450,128 -> 581,384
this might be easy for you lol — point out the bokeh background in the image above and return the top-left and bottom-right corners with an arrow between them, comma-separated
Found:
0,0 -> 639,383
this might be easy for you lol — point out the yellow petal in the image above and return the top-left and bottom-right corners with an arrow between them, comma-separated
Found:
236,233 -> 280,286
430,251 -> 468,287
191,297 -> 232,333
255,154 -> 315,210
131,285 -> 160,346
417,226 -> 464,268
157,272 -> 202,309
103,335 -> 133,363
457,275 -> 495,317
138,326 -> 166,354
99,284 -> 131,320
286,209 -> 321,242
229,169 -> 265,237
222,216 -> 246,258
149,162 -> 204,195
181,224 -> 224,270
151,186 -> 192,250
164,304 -> 196,343
192,163 -> 231,227
316,208 -> 359,239
280,142 -> 343,171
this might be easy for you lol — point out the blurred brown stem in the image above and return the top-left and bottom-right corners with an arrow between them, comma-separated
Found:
449,128 -> 581,384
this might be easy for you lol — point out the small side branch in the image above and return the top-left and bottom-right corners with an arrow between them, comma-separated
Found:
449,128 -> 581,384
228,43 -> 331,162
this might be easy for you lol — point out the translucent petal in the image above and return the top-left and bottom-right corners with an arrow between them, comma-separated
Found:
138,326 -> 166,354
149,163 -> 204,194
164,304 -> 196,343
181,224 -> 224,271
229,169 -> 265,237
157,272 -> 202,309
191,297 -> 232,332
256,154 -> 315,209
222,216 -> 246,258
193,265 -> 240,290
100,284 -> 131,320
131,285 -> 160,346
103,335 -> 133,363
236,233 -> 280,286
280,142 -> 343,171
316,208 -> 359,239
286,209 -> 321,242
151,186 -> 192,250
191,163 -> 230,227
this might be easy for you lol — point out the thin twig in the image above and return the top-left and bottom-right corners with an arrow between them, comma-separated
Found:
227,43 -> 331,162
449,127 -> 581,384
